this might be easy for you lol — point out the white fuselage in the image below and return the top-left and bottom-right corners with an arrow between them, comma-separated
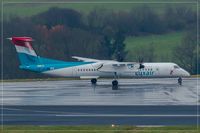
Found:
43,62 -> 190,79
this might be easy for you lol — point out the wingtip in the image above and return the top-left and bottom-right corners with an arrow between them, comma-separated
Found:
71,56 -> 79,59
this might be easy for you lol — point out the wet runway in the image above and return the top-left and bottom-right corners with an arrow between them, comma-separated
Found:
2,78 -> 199,105
1,78 -> 199,125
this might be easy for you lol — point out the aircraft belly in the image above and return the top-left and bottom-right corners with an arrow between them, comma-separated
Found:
77,71 -> 112,78
42,67 -> 74,77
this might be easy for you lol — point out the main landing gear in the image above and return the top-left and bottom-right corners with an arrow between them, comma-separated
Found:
112,80 -> 118,86
91,72 -> 119,89
178,77 -> 182,85
112,72 -> 119,86
112,72 -> 119,90
91,78 -> 97,84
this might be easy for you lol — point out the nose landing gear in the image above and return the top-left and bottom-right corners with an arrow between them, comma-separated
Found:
112,80 -> 118,90
91,78 -> 97,84
178,77 -> 182,85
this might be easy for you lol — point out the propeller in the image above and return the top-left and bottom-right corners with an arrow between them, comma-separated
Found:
138,57 -> 145,69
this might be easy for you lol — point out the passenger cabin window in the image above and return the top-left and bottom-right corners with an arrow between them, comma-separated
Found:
174,65 -> 180,69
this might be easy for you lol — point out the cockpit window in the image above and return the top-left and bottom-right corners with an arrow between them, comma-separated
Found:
127,64 -> 134,69
174,65 -> 180,69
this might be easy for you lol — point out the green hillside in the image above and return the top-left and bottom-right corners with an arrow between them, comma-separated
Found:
2,0 -> 196,18
125,31 -> 184,62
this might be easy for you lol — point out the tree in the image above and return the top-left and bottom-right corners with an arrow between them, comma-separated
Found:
129,5 -> 166,35
32,7 -> 83,29
164,6 -> 196,31
173,30 -> 199,74
113,31 -> 127,62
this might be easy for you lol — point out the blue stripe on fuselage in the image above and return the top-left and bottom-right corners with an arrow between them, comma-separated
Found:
18,53 -> 93,72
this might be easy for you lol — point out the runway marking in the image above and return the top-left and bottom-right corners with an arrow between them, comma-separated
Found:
55,114 -> 200,117
3,107 -> 81,114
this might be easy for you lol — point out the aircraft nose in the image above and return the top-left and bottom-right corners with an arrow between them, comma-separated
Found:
182,69 -> 190,77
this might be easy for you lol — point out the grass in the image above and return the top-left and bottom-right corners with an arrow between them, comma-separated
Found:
0,125 -> 199,133
191,75 -> 200,78
125,31 -> 184,62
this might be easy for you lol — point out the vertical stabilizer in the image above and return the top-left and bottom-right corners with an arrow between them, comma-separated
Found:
9,37 -> 39,65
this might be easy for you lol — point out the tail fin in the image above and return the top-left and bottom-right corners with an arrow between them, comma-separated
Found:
9,37 -> 39,65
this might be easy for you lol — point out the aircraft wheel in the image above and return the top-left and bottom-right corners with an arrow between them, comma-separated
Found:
112,80 -> 118,86
91,78 -> 97,84
178,77 -> 182,85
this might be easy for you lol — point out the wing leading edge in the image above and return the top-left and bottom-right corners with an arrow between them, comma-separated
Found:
72,56 -> 100,62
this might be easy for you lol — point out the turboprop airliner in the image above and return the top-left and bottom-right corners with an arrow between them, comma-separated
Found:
8,37 -> 190,86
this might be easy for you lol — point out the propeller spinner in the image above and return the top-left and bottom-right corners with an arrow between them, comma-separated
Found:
138,57 -> 145,69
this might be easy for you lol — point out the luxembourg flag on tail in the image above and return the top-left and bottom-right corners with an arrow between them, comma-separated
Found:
8,37 -> 37,56
8,37 -> 39,65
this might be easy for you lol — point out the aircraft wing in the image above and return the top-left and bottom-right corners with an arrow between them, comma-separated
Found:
72,56 -> 140,72
72,56 -> 117,63
72,56 -> 100,62
98,62 -> 139,72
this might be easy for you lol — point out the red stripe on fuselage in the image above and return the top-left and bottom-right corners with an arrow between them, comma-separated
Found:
11,37 -> 33,49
